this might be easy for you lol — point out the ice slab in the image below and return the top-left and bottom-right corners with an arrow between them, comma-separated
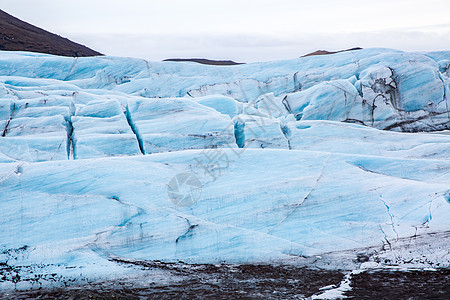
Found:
126,97 -> 237,153
286,120 -> 450,159
72,100 -> 141,159
234,114 -> 289,149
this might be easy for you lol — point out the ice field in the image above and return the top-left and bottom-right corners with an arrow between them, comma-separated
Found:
0,48 -> 449,289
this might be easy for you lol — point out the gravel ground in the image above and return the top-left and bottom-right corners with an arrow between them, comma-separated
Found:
1,262 -> 449,299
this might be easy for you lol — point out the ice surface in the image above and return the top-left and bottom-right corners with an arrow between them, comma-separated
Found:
126,97 -> 236,154
0,150 -> 448,267
233,114 -> 289,149
286,120 -> 450,159
72,100 -> 141,159
0,49 -> 449,288
193,95 -> 241,118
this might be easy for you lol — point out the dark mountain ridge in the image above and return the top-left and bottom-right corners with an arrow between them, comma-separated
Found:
163,58 -> 244,65
0,9 -> 102,57
302,47 -> 363,57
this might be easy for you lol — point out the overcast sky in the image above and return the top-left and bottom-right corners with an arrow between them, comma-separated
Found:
1,0 -> 450,62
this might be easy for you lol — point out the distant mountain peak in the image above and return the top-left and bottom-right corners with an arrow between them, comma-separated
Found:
302,47 -> 363,57
0,9 -> 102,57
163,58 -> 244,66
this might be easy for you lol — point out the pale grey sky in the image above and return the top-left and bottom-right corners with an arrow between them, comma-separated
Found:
1,0 -> 449,62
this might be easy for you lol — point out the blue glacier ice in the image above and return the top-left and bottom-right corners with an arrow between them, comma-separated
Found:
0,48 -> 449,289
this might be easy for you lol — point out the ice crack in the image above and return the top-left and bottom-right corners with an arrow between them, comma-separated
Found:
267,154 -> 330,233
124,106 -> 145,154
378,194 -> 399,240
379,225 -> 392,250
176,217 -> 199,243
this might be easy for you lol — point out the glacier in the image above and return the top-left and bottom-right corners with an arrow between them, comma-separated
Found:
0,48 -> 449,290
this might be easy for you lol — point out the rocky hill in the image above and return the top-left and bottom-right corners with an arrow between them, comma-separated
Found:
0,9 -> 102,57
